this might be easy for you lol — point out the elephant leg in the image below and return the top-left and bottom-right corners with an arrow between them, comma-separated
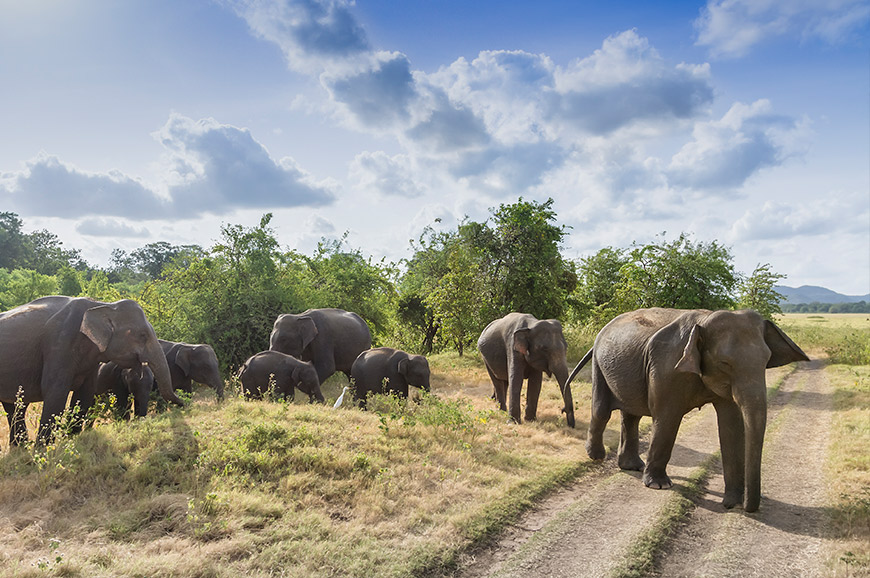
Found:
36,395 -> 69,445
524,371 -> 543,422
618,411 -> 645,471
586,363 -> 611,460
69,383 -> 96,434
714,398 -> 746,508
643,412 -> 682,490
3,400 -> 28,447
485,365 -> 508,412
116,389 -> 131,420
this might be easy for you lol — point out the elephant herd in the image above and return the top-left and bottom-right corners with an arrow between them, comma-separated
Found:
0,295 -> 809,513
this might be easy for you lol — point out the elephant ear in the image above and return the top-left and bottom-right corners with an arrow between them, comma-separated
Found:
176,348 -> 192,376
81,304 -> 115,352
397,357 -> 409,376
512,327 -> 531,356
765,320 -> 810,368
675,324 -> 703,376
300,316 -> 318,349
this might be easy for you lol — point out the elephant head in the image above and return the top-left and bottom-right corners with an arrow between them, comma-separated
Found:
176,343 -> 225,399
270,314 -> 317,358
513,318 -> 575,428
122,363 -> 155,417
290,360 -> 324,403
398,354 -> 431,392
81,300 -> 183,407
674,310 -> 808,512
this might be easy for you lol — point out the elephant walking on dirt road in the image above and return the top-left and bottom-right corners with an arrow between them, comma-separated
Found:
567,307 -> 809,512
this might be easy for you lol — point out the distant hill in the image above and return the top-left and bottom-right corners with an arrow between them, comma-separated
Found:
775,285 -> 870,305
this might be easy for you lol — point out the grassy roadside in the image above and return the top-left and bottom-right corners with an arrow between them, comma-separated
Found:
825,363 -> 870,575
0,355 -> 593,578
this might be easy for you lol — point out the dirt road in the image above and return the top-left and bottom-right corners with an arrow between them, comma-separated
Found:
453,360 -> 833,578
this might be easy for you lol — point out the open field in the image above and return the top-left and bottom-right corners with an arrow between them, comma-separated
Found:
0,313 -> 868,577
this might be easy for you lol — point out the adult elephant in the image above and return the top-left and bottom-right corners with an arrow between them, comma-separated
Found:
159,340 -> 224,399
269,308 -> 372,384
238,351 -> 323,402
95,361 -> 154,419
477,313 -> 575,428
566,308 -> 808,513
0,296 -> 183,445
351,347 -> 430,408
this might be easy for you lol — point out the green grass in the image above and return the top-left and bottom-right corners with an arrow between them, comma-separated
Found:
0,369 -> 592,578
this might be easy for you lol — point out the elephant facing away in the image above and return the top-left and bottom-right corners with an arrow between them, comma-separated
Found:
351,347 -> 430,408
0,296 -> 183,445
95,361 -> 154,419
567,308 -> 808,513
159,340 -> 224,400
478,313 -> 575,428
269,308 -> 372,384
238,350 -> 323,402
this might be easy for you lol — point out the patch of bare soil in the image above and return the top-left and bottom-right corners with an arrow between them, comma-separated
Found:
451,360 -> 833,578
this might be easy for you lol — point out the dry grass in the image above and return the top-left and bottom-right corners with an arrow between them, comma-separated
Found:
0,358 -> 598,577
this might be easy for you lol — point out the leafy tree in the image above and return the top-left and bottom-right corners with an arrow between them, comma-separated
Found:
0,268 -> 57,310
487,198 -> 576,319
573,247 -> 629,325
738,263 -> 786,319
0,213 -> 27,270
57,265 -> 84,296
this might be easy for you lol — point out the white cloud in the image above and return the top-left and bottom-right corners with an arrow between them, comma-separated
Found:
228,0 -> 370,74
1,154 -> 168,219
729,195 -> 870,241
695,0 -> 870,58
349,151 -> 426,198
667,100 -> 810,191
76,217 -> 151,238
154,113 -> 336,213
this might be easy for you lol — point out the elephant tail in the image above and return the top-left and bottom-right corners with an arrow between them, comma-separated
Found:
566,348 -> 593,388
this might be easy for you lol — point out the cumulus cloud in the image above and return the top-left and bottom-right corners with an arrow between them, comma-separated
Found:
1,154 -> 168,219
729,196 -> 869,241
695,0 -> 870,58
667,100 -> 810,191
227,0 -> 370,73
0,114 -> 336,222
76,217 -> 151,238
349,151 -> 426,198
155,114 -> 335,213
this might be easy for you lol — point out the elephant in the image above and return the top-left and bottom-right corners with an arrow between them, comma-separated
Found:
350,347 -> 430,408
0,296 -> 183,445
566,308 -> 809,513
269,308 -> 372,385
238,350 -> 323,402
94,361 -> 154,419
159,340 -> 224,399
477,313 -> 575,428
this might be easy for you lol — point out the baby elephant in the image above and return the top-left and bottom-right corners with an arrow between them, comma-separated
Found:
95,361 -> 155,419
351,347 -> 430,408
238,351 -> 324,403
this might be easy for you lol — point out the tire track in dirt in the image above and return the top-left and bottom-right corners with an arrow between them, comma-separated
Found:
452,363 -> 821,578
654,359 -> 831,577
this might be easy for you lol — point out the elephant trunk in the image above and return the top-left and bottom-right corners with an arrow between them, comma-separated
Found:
740,391 -> 767,512
145,340 -> 184,407
554,363 -> 575,429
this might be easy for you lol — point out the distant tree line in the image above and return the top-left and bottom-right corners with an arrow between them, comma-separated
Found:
782,302 -> 870,313
0,204 -> 788,369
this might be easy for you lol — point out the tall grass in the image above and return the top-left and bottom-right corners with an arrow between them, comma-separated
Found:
0,370 -> 592,578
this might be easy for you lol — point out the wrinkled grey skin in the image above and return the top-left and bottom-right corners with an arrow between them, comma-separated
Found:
238,350 -> 323,402
269,308 -> 372,384
159,340 -> 224,400
95,361 -> 155,419
351,347 -> 430,408
477,313 -> 575,428
0,296 -> 182,446
567,308 -> 809,513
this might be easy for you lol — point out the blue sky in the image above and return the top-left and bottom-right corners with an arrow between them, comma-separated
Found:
1,0 -> 868,295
